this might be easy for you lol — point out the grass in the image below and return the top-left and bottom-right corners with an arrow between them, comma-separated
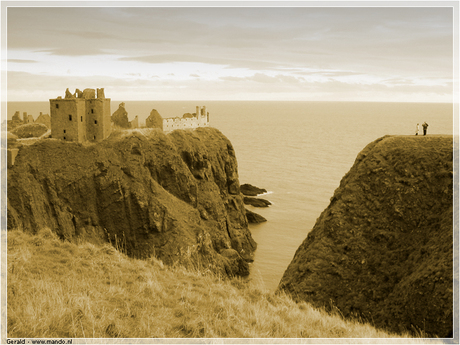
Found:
7,228 -> 421,339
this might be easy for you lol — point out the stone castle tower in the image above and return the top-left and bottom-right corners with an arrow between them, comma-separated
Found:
50,88 -> 111,143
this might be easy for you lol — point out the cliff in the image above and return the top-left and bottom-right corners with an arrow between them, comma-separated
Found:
278,135 -> 454,337
7,127 -> 256,277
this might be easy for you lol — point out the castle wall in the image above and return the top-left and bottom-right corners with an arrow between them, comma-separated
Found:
35,113 -> 51,128
50,99 -> 86,142
85,98 -> 111,141
100,99 -> 112,139
162,106 -> 209,133
130,116 -> 139,129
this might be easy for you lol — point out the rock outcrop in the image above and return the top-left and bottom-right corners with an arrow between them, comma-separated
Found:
111,103 -> 130,129
245,209 -> 267,223
240,184 -> 267,196
243,197 -> 271,207
7,127 -> 256,278
278,135 -> 453,337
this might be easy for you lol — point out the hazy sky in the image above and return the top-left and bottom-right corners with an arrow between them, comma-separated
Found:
5,5 -> 454,102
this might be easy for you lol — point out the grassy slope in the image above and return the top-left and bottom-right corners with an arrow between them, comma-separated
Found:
7,228 -> 415,339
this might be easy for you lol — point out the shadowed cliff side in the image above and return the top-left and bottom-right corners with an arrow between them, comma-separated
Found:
7,127 -> 256,277
278,135 -> 454,337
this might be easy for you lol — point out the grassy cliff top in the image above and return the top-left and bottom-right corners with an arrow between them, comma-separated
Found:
7,228 -> 416,339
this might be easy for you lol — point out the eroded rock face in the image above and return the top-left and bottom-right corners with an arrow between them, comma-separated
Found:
278,136 -> 453,337
7,127 -> 256,277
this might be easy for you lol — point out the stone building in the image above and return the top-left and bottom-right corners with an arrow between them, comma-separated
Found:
35,112 -> 51,128
50,88 -> 111,142
111,102 -> 130,129
130,116 -> 139,129
145,109 -> 163,130
22,112 -> 34,124
162,106 -> 209,133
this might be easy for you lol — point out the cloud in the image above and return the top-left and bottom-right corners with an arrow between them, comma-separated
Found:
6,69 -> 453,103
220,73 -> 302,84
5,7 -> 454,102
295,70 -> 365,78
8,59 -> 37,63
35,48 -> 108,57
118,54 -> 285,71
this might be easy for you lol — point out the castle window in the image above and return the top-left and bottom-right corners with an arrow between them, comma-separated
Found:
81,116 -> 83,122
94,120 -> 98,124
56,104 -> 59,109
63,130 -> 66,133
69,115 -> 72,121
63,136 -> 66,140
94,136 -> 96,140
91,109 -> 94,114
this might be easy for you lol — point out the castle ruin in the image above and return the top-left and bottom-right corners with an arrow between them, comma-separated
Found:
50,88 -> 111,142
162,106 -> 209,133
49,88 -> 208,142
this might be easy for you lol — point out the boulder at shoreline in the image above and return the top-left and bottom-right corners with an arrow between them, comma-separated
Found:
245,209 -> 267,223
240,184 -> 267,196
243,197 -> 271,207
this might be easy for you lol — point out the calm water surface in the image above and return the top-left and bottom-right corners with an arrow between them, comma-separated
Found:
6,101 -> 454,291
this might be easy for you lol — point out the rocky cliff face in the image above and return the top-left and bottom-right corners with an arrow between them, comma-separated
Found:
278,135 -> 453,337
7,127 -> 256,277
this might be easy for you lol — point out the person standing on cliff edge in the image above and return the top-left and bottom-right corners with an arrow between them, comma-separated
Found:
422,122 -> 429,135
416,123 -> 419,135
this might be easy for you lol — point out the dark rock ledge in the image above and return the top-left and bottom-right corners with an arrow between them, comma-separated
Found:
240,183 -> 267,196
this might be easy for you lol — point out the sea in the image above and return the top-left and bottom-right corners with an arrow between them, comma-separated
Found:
5,101 -> 455,291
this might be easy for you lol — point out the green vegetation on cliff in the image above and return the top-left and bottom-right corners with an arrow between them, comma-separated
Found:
279,135 -> 454,338
7,228 -> 415,339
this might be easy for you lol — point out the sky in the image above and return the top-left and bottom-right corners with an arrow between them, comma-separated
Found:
4,4 -> 455,102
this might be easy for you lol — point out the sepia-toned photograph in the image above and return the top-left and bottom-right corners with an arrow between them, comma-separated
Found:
1,1 -> 458,343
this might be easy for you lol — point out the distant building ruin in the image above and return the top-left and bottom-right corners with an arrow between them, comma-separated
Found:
50,88 -> 111,142
130,116 -> 139,129
111,102 -> 130,129
7,111 -> 51,131
23,112 -> 34,124
157,106 -> 209,133
111,102 -> 139,130
35,112 -> 51,128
